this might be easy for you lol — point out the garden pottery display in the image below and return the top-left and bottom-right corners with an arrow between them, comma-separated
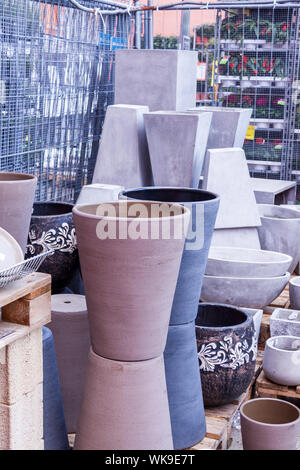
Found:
263,336 -> 300,386
206,246 -> 292,278
195,304 -> 256,407
257,204 -> 300,273
120,187 -> 220,325
48,294 -> 90,433
289,277 -> 300,310
74,351 -> 173,450
163,321 -> 206,449
26,202 -> 79,293
270,308 -> 300,338
201,272 -> 290,309
0,228 -> 23,270
240,398 -> 300,450
42,327 -> 69,450
143,111 -> 212,188
73,201 -> 189,361
0,172 -> 37,253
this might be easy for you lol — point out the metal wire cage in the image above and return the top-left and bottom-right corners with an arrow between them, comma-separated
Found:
0,0 -> 134,203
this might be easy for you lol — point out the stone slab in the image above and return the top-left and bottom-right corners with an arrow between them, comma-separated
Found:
252,178 -> 297,205
92,105 -> 153,188
115,49 -> 197,112
203,148 -> 261,229
212,228 -> 261,249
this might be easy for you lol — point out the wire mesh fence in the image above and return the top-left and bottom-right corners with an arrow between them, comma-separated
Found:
0,0 -> 134,202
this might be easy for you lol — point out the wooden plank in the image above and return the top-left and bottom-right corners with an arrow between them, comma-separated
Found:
190,437 -> 219,451
2,291 -> 51,327
256,371 -> 300,399
205,417 -> 228,443
0,273 -> 51,309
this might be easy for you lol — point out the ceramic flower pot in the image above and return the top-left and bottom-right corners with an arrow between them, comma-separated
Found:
74,351 -> 173,450
120,187 -> 220,325
73,201 -> 189,361
257,204 -> 300,273
195,303 -> 256,407
26,202 -> 78,293
263,336 -> 300,386
163,322 -> 206,450
240,398 -> 300,450
48,294 -> 91,434
0,172 -> 37,253
289,277 -> 300,310
270,308 -> 300,338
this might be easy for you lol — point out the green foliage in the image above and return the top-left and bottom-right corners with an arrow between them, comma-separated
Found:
153,35 -> 178,50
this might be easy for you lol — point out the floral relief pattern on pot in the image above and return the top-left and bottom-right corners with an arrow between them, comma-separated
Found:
27,223 -> 77,256
198,335 -> 257,373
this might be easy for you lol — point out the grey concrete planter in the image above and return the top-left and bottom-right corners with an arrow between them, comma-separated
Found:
263,336 -> 300,386
270,308 -> 300,338
289,277 -> 300,310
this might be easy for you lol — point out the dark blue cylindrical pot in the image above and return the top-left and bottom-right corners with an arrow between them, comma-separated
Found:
120,187 -> 220,325
43,327 -> 70,450
164,322 -> 206,449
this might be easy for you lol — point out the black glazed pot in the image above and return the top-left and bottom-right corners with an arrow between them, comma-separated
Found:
195,303 -> 256,407
26,202 -> 79,293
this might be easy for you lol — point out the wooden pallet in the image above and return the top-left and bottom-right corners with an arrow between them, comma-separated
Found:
255,370 -> 300,400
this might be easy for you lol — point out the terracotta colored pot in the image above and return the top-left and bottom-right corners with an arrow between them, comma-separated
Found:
74,350 -> 173,450
73,201 -> 189,361
195,303 -> 256,407
120,187 -> 220,325
263,336 -> 300,386
164,322 -> 206,449
240,398 -> 300,450
48,294 -> 90,433
26,202 -> 79,293
0,172 -> 37,253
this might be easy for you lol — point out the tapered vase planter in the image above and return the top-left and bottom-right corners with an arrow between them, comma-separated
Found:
263,336 -> 300,386
26,202 -> 79,293
195,304 -> 256,407
0,172 -> 37,253
74,351 -> 173,450
289,277 -> 300,310
73,201 -> 189,361
240,398 -> 300,450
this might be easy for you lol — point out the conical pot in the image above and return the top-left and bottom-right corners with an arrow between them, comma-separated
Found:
73,201 -> 189,361
240,398 -> 300,450
0,172 -> 37,253
164,322 -> 206,450
289,276 -> 300,310
195,303 -> 256,407
26,202 -> 79,293
120,187 -> 220,325
263,336 -> 300,386
74,350 -> 173,450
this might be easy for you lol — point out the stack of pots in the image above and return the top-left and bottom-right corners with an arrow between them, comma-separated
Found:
72,200 -> 190,450
120,187 -> 220,449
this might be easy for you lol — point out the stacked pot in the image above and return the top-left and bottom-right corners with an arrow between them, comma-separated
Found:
72,200 -> 190,450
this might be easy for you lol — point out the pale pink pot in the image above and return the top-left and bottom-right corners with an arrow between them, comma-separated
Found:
0,172 -> 37,253
73,201 -> 189,361
74,350 -> 173,450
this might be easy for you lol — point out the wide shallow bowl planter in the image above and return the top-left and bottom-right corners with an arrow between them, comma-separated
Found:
289,277 -> 300,310
74,351 -> 173,450
120,187 -> 220,325
270,308 -> 300,338
0,172 -> 37,253
240,398 -> 300,450
73,201 -> 189,361
201,272 -> 290,309
263,336 -> 300,386
195,304 -> 256,407
257,204 -> 300,273
206,246 -> 292,278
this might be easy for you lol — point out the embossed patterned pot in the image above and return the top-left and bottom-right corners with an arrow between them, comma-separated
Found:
195,303 -> 257,407
26,202 -> 78,293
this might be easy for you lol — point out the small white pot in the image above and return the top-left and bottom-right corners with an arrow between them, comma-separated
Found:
222,79 -> 237,87
263,336 -> 300,386
272,122 -> 284,130
240,78 -> 252,89
289,277 -> 300,310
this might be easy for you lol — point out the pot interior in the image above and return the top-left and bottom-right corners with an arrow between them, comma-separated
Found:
76,201 -> 186,219
242,399 -> 300,425
196,304 -> 248,328
268,336 -> 300,352
0,172 -> 35,181
122,188 -> 217,203
33,202 -> 73,216
258,204 -> 300,220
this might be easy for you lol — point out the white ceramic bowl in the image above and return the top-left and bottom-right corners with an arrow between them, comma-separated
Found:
0,227 -> 23,272
206,246 -> 292,278
201,272 -> 290,309
263,336 -> 300,386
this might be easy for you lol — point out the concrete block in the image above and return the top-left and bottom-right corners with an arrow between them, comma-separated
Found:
76,184 -> 124,205
0,329 -> 43,405
0,383 -> 43,450
203,148 -> 261,229
252,179 -> 297,205
144,111 -> 212,188
212,228 -> 261,249
115,50 -> 197,112
92,105 -> 153,188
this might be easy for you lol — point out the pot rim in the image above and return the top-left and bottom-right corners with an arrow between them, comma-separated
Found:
32,201 -> 74,218
289,276 -> 300,288
120,186 -> 220,206
258,204 -> 300,221
266,335 -> 300,353
240,398 -> 300,427
208,246 -> 292,266
204,272 -> 290,282
196,302 -> 252,331
73,200 -> 190,222
0,172 -> 37,182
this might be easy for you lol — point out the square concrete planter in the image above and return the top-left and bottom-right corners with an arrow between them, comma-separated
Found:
270,308 -> 300,338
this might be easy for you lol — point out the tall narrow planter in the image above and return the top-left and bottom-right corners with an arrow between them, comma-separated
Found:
73,201 -> 189,361
0,172 -> 37,253
74,351 -> 173,450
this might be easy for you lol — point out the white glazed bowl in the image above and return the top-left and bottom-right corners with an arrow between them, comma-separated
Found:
263,336 -> 300,386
